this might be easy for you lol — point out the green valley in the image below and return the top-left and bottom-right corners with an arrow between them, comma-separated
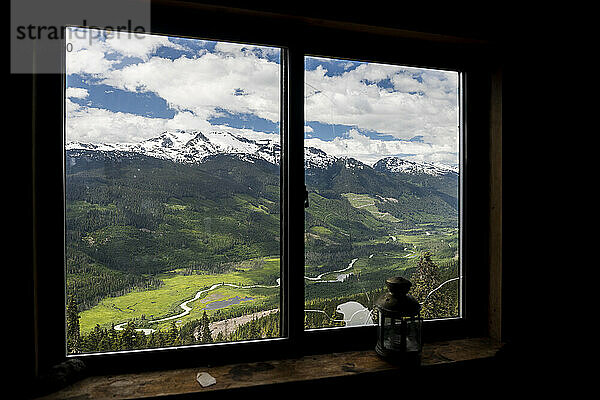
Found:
65,148 -> 460,354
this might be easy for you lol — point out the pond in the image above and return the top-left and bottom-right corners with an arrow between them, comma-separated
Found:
204,296 -> 255,310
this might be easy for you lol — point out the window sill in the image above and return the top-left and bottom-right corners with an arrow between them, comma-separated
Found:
35,337 -> 503,399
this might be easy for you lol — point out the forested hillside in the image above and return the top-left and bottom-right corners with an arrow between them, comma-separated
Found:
65,137 -> 459,354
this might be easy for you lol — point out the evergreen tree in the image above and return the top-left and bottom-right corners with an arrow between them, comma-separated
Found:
201,311 -> 213,343
249,317 -> 260,339
108,323 -> 119,350
148,332 -> 158,349
155,330 -> 168,348
119,322 -> 137,350
99,328 -> 113,351
66,294 -> 81,354
168,321 -> 180,346
87,324 -> 104,352
134,330 -> 147,350
410,252 -> 455,319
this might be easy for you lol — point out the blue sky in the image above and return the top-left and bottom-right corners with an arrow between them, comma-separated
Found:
303,56 -> 459,165
67,74 -> 176,119
65,28 -> 459,166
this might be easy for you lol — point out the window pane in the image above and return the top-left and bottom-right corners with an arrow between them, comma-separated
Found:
304,56 -> 460,330
65,27 -> 282,354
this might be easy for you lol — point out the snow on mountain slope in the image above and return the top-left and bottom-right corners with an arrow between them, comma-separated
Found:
304,146 -> 337,169
67,130 -> 456,175
67,130 -> 281,165
373,156 -> 458,176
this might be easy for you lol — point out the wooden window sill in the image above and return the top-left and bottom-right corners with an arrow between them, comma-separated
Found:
35,337 -> 502,399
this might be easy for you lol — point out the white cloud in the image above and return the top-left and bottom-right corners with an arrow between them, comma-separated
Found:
65,98 -> 82,114
66,40 -> 114,75
65,27 -> 185,75
305,61 -> 459,154
64,30 -> 458,166
66,30 -> 281,143
66,105 -> 171,144
103,32 -> 182,60
66,87 -> 89,99
66,105 -> 280,146
97,45 -> 280,123
304,129 -> 455,166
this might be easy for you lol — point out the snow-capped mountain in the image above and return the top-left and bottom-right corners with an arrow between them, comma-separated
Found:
67,130 -> 281,165
373,156 -> 458,176
67,130 -> 339,170
66,130 -> 457,175
303,146 -> 338,169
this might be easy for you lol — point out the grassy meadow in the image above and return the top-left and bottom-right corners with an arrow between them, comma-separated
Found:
79,256 -> 280,333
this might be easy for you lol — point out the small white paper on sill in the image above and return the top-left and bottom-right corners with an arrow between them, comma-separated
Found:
196,372 -> 216,387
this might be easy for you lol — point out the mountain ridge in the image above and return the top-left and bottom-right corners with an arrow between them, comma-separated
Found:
66,130 -> 458,175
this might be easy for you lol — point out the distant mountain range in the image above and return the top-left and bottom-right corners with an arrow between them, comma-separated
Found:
64,129 -> 459,297
66,130 -> 458,176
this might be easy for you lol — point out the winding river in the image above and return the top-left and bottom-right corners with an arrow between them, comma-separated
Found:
114,279 -> 281,334
304,258 -> 358,282
114,253 -> 459,335
115,258 -> 361,334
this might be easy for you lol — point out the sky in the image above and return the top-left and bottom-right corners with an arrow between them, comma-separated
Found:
65,27 -> 460,167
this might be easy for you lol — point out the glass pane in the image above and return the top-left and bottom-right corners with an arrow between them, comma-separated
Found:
304,56 -> 460,330
65,27 -> 282,354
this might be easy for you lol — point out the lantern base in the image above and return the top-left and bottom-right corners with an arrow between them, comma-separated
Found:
375,344 -> 421,367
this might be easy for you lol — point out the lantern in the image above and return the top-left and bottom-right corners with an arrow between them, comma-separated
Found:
374,277 -> 423,365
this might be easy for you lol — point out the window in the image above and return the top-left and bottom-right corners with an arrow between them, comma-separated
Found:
64,27 -> 283,354
303,56 -> 462,331
31,4 -> 497,375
